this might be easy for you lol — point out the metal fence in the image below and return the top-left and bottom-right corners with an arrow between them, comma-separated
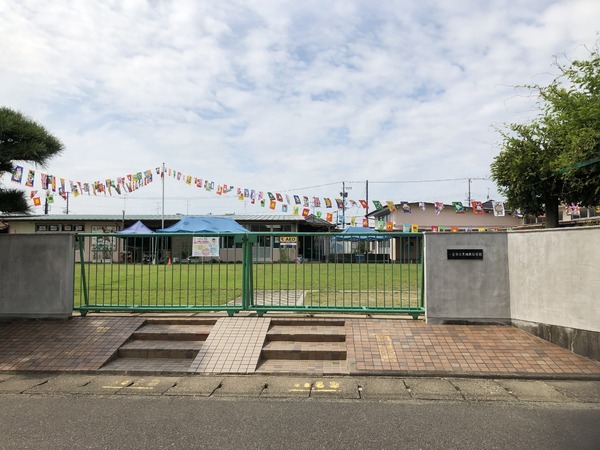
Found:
74,231 -> 424,317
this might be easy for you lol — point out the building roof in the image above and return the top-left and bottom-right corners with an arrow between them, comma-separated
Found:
0,213 -> 335,228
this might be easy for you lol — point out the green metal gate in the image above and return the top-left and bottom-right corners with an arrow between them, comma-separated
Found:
74,231 -> 424,318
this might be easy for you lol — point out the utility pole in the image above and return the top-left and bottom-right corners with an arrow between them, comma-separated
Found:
161,162 -> 165,229
365,180 -> 369,218
340,182 -> 351,229
466,178 -> 487,204
467,178 -> 472,205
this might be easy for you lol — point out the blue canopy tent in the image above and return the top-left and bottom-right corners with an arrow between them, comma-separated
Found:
156,216 -> 248,233
156,216 -> 248,263
333,226 -> 391,241
116,220 -> 154,234
115,221 -> 156,263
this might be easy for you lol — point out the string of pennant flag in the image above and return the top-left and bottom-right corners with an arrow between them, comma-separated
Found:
5,163 -> 589,222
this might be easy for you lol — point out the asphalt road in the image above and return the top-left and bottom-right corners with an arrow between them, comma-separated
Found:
1,395 -> 599,450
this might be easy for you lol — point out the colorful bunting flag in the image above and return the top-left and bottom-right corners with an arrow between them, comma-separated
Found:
362,218 -> 369,227
452,202 -> 465,214
434,202 -> 444,215
359,200 -> 368,209
326,213 -> 333,222
492,201 -> 505,217
471,201 -> 484,215
373,200 -> 383,210
11,166 -> 24,183
566,204 -> 580,216
385,221 -> 394,231
386,201 -> 396,211
411,224 -> 419,232
401,202 -> 411,213
25,170 -> 35,187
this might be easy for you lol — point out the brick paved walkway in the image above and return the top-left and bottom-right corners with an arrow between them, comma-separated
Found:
345,319 -> 600,376
0,317 -> 144,371
0,315 -> 599,378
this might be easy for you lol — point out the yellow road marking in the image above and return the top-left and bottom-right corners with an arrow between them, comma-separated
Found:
375,334 -> 397,362
290,381 -> 341,392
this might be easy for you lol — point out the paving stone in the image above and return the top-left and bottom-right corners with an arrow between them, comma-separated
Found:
25,374 -> 97,394
118,377 -> 181,395
163,376 -> 223,396
404,378 -> 464,400
261,377 -> 314,398
495,380 -> 568,402
212,376 -> 267,397
310,377 -> 361,399
449,378 -> 514,401
189,318 -> 270,373
0,374 -> 53,393
359,378 -> 411,400
544,380 -> 600,403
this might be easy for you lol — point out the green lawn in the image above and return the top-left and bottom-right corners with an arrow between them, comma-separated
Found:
75,262 -> 423,310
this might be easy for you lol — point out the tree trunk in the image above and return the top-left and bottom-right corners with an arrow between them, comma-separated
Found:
544,195 -> 560,228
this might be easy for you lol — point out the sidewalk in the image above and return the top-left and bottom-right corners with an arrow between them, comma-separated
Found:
1,314 -> 599,379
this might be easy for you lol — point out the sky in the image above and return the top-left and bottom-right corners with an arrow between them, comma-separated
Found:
1,0 -> 599,219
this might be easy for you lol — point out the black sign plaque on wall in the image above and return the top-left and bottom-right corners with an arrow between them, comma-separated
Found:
447,249 -> 484,260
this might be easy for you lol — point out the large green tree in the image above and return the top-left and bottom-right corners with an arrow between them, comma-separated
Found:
491,51 -> 600,228
0,107 -> 64,214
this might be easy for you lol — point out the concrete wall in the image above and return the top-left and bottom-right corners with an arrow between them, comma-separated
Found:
0,234 -> 74,319
425,232 -> 511,324
508,227 -> 600,360
507,227 -> 600,333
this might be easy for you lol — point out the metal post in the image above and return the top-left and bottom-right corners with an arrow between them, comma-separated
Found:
161,162 -> 165,229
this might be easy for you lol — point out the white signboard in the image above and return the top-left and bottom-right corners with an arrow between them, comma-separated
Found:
192,237 -> 220,257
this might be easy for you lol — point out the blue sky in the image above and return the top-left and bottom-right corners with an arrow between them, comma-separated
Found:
1,0 -> 599,217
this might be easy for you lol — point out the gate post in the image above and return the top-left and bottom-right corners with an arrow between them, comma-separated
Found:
240,234 -> 256,311
77,234 -> 89,316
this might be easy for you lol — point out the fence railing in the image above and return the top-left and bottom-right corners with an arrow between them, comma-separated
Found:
74,231 -> 424,317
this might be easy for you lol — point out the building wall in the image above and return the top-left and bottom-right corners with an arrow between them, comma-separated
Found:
377,204 -> 522,230
0,234 -> 74,319
424,232 -> 511,324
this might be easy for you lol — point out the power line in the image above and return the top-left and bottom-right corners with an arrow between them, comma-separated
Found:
345,177 -> 489,185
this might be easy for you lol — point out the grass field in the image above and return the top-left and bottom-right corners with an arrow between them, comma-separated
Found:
75,261 -> 423,311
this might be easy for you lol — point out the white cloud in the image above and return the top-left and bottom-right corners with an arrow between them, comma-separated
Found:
1,0 -> 599,216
